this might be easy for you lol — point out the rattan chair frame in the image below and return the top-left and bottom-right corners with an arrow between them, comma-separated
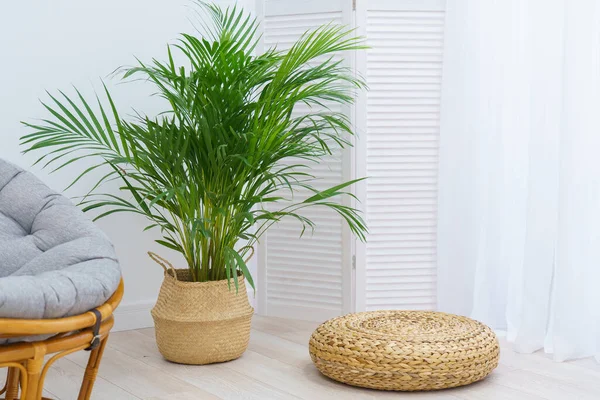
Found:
0,279 -> 124,400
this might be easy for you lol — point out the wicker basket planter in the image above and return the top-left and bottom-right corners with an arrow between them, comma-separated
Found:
309,310 -> 499,391
151,267 -> 254,365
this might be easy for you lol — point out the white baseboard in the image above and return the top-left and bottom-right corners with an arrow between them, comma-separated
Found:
113,287 -> 257,332
112,301 -> 155,332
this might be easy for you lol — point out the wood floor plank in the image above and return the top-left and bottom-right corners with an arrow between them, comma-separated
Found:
497,339 -> 600,396
570,356 -> 600,373
0,366 -> 63,399
4,316 -> 600,399
225,349 -> 462,400
65,346 -> 201,399
251,315 -> 317,346
145,388 -> 221,400
173,364 -> 298,400
136,327 -> 155,339
107,329 -> 296,400
275,329 -> 314,346
488,368 -> 599,400
43,358 -> 140,400
248,329 -> 311,368
443,376 -> 546,400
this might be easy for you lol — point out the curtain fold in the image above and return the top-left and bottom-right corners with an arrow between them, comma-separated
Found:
438,0 -> 600,362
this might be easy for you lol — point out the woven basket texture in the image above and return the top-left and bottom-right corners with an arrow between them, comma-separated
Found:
309,310 -> 499,391
152,269 -> 253,365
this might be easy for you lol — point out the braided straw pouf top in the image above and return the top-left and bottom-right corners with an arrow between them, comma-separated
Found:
309,311 -> 500,391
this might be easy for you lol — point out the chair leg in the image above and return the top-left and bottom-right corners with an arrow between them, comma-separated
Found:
78,335 -> 109,400
21,343 -> 46,400
5,367 -> 20,400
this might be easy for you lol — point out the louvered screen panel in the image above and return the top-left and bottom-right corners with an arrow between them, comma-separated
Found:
362,0 -> 445,311
257,0 -> 353,321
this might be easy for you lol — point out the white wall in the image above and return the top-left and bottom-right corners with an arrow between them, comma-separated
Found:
0,0 -> 256,330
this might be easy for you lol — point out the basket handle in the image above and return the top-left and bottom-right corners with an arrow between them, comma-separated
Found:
243,246 -> 255,264
148,252 -> 178,280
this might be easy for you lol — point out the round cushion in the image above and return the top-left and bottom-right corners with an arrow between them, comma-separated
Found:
309,311 -> 500,391
0,159 -> 121,331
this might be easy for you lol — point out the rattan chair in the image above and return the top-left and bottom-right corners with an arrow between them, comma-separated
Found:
0,279 -> 123,400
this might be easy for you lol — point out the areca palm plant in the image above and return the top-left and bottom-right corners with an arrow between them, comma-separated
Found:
20,2 -> 367,290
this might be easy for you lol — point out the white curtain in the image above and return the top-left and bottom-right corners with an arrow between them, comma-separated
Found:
438,0 -> 600,362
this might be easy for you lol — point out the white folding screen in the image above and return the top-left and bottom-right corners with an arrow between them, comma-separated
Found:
355,0 -> 445,311
256,0 -> 445,319
256,0 -> 354,321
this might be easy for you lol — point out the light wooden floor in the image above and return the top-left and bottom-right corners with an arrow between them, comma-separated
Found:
3,315 -> 600,399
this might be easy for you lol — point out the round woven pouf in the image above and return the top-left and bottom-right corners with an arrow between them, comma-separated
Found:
309,311 -> 499,391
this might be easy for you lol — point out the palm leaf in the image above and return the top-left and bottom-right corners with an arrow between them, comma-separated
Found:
20,1 -> 368,285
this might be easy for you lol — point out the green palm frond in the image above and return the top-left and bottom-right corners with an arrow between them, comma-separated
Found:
20,1 -> 368,287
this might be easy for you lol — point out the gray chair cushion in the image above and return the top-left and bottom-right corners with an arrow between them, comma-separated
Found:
0,159 -> 121,323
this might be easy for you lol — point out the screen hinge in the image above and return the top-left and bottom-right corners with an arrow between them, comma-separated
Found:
352,255 -> 356,270
352,0 -> 356,11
